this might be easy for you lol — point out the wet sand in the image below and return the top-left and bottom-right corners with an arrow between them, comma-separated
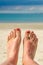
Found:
0,23 -> 43,29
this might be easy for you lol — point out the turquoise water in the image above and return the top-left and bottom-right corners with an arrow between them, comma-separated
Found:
0,13 -> 43,23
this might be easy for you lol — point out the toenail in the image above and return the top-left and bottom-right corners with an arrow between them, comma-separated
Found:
16,28 -> 21,31
26,31 -> 30,33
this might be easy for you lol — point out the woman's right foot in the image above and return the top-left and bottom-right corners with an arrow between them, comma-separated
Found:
22,30 -> 38,65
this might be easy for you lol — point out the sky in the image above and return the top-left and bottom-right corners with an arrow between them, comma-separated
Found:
0,0 -> 43,6
0,0 -> 43,13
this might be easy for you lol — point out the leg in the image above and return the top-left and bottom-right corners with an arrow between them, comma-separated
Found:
22,30 -> 39,65
1,28 -> 21,65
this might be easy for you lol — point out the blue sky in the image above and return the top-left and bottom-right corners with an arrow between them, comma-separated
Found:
0,0 -> 43,6
0,0 -> 43,13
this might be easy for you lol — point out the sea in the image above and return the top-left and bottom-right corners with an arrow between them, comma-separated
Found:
0,13 -> 43,23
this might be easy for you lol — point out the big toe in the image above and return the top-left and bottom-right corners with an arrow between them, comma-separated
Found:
24,30 -> 30,41
16,28 -> 21,41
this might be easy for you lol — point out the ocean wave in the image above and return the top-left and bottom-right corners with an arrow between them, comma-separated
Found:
0,6 -> 43,13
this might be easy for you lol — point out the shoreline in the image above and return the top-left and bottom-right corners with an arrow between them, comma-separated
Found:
0,22 -> 43,29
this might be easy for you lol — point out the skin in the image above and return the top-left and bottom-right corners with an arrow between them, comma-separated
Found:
0,28 -> 39,65
22,31 -> 39,65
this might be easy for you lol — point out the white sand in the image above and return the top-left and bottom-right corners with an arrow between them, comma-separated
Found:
0,22 -> 43,65
0,28 -> 43,65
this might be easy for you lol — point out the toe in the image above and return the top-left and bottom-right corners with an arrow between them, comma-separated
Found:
24,30 -> 30,40
8,34 -> 11,41
12,29 -> 16,38
30,31 -> 36,41
30,31 -> 38,46
34,37 -> 38,46
8,32 -> 12,41
8,29 -> 16,41
10,31 -> 13,38
16,28 -> 21,38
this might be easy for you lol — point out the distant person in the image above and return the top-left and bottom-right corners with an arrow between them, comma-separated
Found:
1,28 -> 39,65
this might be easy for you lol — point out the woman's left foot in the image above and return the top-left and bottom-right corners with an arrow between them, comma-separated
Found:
7,28 -> 21,65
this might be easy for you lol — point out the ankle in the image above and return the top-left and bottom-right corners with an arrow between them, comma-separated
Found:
22,54 -> 32,65
7,57 -> 18,65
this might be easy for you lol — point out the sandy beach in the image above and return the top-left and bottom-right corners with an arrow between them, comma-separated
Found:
0,23 -> 43,65
0,22 -> 43,29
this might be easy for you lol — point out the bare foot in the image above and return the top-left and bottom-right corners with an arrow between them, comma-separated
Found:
7,28 -> 21,65
23,30 -> 38,65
